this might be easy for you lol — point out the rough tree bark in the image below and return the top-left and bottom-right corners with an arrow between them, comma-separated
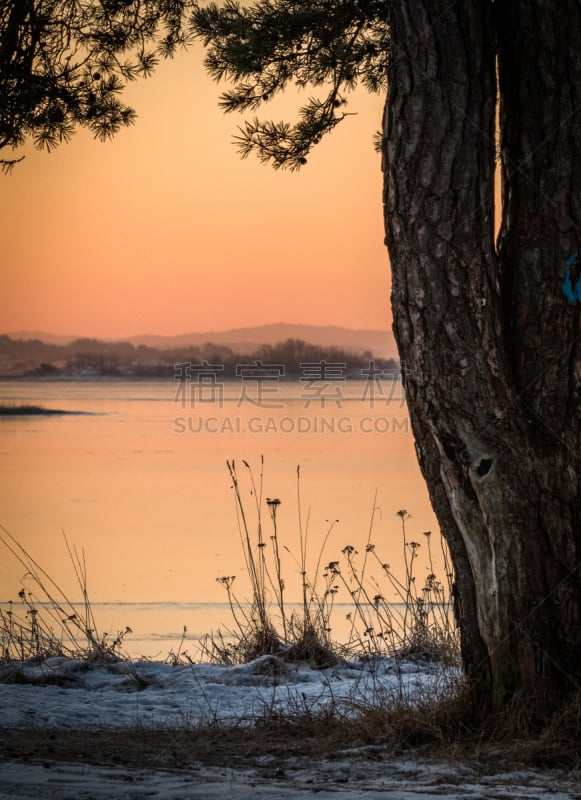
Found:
383,0 -> 580,708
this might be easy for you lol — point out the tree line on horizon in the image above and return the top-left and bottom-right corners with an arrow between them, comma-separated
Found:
0,335 -> 398,379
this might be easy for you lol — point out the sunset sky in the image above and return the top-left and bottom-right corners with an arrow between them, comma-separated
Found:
1,43 -> 390,340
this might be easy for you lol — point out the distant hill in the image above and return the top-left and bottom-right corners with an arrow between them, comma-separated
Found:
0,325 -> 399,379
5,324 -> 397,358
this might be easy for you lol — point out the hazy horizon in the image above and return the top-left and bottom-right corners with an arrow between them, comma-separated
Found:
4,320 -> 392,341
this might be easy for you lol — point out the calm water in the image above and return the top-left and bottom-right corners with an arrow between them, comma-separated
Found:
0,379 -> 438,655
0,600 -> 415,660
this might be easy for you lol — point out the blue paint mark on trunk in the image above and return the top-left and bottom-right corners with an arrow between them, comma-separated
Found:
562,252 -> 581,303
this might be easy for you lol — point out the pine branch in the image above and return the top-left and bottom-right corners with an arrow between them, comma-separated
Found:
192,0 -> 390,168
0,0 -> 197,167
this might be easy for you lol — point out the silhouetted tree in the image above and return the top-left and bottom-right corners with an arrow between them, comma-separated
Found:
0,0 -> 194,171
192,0 -> 581,711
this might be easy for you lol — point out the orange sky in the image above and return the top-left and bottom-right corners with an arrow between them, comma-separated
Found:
1,45 -> 390,340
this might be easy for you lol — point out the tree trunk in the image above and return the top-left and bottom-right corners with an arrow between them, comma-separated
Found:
383,0 -> 580,708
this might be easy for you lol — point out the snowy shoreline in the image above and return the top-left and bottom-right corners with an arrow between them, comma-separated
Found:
1,655 -> 579,799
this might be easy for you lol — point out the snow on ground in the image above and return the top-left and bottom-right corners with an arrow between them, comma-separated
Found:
0,654 -> 453,729
0,748 -> 579,799
0,656 -> 579,799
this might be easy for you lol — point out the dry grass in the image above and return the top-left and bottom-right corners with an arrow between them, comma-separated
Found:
202,460 -> 459,668
1,461 -> 458,670
0,524 -> 131,665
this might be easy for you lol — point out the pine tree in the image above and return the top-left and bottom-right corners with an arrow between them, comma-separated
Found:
192,0 -> 581,711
